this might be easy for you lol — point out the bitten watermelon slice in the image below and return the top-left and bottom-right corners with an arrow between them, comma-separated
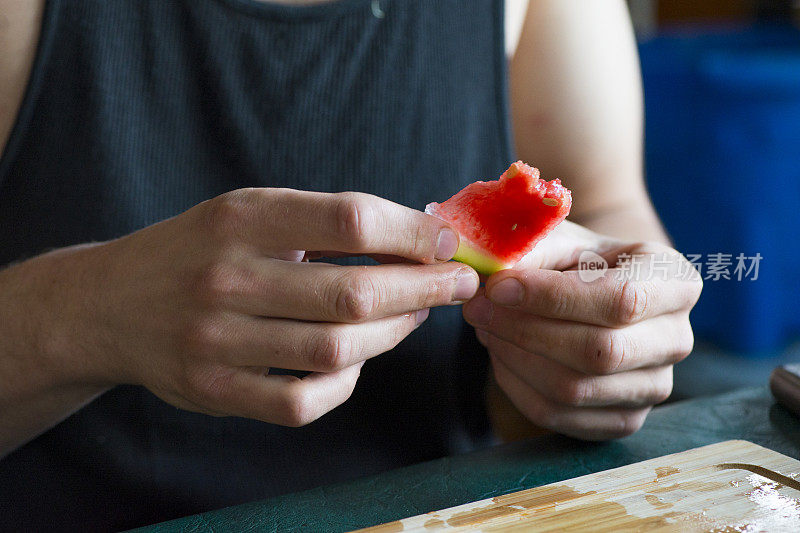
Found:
425,161 -> 572,275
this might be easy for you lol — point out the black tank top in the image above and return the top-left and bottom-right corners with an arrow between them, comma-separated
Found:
0,0 -> 513,529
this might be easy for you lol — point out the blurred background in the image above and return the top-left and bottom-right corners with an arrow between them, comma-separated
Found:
626,0 -> 800,399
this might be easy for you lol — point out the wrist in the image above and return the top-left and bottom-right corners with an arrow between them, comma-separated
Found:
0,243 -> 117,391
572,202 -> 670,245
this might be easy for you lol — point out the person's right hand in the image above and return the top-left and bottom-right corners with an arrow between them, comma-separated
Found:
34,188 -> 479,426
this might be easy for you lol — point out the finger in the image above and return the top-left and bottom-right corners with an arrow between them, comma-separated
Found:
206,188 -> 460,264
479,331 -> 674,408
484,259 -> 702,328
214,257 -> 478,322
197,311 -> 429,372
512,220 -> 624,271
464,292 -> 694,374
491,354 -> 651,441
199,364 -> 363,427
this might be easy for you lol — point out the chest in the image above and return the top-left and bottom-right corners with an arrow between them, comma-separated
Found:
1,0 -> 514,255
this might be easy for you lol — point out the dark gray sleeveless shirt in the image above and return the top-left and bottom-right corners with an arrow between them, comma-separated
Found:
0,0 -> 513,529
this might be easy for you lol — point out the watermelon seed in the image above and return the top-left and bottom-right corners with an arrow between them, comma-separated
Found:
511,223 -> 518,231
542,198 -> 559,207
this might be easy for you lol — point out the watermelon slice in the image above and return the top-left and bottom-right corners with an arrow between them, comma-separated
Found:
425,161 -> 572,275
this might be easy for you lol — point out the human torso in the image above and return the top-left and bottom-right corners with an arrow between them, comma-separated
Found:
0,0 -> 512,529
0,0 -> 527,154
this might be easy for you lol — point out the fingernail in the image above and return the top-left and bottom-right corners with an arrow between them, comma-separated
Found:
452,270 -> 478,302
464,296 -> 493,327
415,308 -> 430,327
489,278 -> 524,306
435,229 -> 459,261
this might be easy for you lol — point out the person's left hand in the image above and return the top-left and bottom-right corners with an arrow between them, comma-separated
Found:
462,221 -> 702,440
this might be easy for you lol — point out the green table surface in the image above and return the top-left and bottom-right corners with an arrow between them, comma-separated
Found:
133,386 -> 800,533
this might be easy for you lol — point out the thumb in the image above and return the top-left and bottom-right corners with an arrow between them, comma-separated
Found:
511,220 -> 622,272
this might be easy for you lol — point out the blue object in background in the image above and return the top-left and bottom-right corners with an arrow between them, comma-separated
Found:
640,25 -> 800,354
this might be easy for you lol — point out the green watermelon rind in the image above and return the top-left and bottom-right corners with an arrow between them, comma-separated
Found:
426,202 -> 511,274
452,240 -> 509,276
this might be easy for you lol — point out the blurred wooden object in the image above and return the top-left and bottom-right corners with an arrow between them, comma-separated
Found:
357,440 -> 800,532
657,0 -> 754,24
627,0 -> 799,27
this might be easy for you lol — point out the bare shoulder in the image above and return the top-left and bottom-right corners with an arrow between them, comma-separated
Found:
0,0 -> 45,158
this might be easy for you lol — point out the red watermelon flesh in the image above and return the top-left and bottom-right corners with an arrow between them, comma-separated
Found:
425,161 -> 572,275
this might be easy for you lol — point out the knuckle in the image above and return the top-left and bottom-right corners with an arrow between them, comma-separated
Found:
542,278 -> 572,318
614,410 -> 649,438
336,192 -> 374,249
279,385 -> 317,427
382,317 -> 413,354
307,329 -> 352,372
644,366 -> 674,406
611,279 -> 648,326
556,378 -> 592,407
653,379 -> 674,405
690,277 -> 704,305
674,322 -> 695,363
676,255 -> 703,308
585,329 -> 626,375
180,315 -> 226,361
192,261 -> 245,307
527,400 -> 556,429
334,272 -> 379,322
204,189 -> 254,240
184,365 -> 234,404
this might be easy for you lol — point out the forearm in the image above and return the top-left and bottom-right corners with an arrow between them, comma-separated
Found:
0,245 -> 111,458
571,195 -> 671,245
510,0 -> 668,245
493,0 -> 674,439
0,383 -> 108,459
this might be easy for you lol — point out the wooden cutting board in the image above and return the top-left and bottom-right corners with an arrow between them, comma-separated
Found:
355,440 -> 800,532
